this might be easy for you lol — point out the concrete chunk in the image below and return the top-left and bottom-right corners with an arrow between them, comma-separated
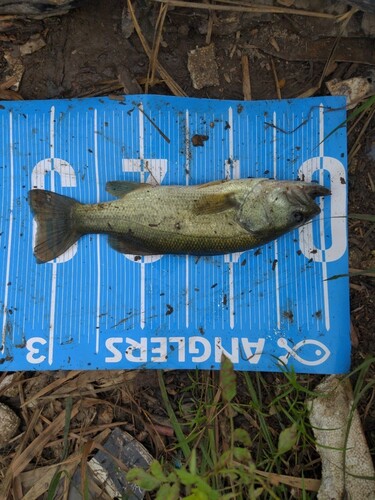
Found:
188,43 -> 219,90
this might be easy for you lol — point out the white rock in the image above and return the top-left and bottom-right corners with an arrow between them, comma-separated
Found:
0,373 -> 19,397
326,75 -> 375,109
308,376 -> 375,500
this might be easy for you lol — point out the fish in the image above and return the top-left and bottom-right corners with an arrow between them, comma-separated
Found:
28,179 -> 330,263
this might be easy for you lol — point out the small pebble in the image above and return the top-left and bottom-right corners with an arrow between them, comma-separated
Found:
0,402 -> 20,447
0,373 -> 20,397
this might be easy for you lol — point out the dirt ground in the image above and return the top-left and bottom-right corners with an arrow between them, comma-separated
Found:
0,0 -> 374,496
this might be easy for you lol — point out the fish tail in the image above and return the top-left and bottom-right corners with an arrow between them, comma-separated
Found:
28,189 -> 82,263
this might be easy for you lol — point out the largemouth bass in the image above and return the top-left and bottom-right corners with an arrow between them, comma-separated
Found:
28,179 -> 330,263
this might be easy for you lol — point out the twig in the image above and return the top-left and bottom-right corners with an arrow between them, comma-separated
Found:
368,172 -> 375,193
255,469 -> 320,491
297,86 -> 320,98
0,74 -> 20,90
205,0 -> 214,45
270,58 -> 281,100
241,54 -> 251,100
152,0 -> 337,19
348,107 -> 369,136
138,104 -> 171,143
147,2 -> 169,92
127,0 -> 186,96
318,6 -> 358,88
1,405 -> 80,498
21,371 -> 79,408
349,268 -> 375,278
349,106 -> 375,163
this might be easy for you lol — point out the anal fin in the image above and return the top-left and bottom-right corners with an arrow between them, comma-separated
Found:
108,234 -> 157,256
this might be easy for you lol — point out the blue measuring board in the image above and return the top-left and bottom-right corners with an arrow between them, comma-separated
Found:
0,95 -> 350,373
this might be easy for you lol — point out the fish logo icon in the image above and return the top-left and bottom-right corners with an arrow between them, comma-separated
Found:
277,338 -> 331,366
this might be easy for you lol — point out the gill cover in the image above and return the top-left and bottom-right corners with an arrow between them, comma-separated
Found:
236,180 -> 330,235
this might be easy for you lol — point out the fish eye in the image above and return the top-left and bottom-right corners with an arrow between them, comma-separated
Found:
292,211 -> 305,223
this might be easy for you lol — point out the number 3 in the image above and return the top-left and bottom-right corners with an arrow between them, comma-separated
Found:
26,337 -> 47,364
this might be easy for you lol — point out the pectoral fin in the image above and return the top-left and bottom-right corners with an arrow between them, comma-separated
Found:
193,193 -> 237,215
106,181 -> 150,198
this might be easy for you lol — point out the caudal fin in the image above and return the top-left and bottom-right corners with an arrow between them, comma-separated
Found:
28,189 -> 82,263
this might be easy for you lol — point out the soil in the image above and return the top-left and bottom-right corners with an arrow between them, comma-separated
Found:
0,0 -> 374,495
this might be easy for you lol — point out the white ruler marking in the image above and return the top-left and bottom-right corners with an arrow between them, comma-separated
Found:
1,111 -> 14,350
273,111 -> 281,330
319,104 -> 330,330
48,106 -> 56,365
94,109 -> 101,351
226,107 -> 236,329
311,115 -> 319,322
139,104 -> 146,329
185,110 -> 190,328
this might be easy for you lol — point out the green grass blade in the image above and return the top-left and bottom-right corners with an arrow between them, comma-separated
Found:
158,370 -> 191,459
220,355 -> 237,403
349,213 -> 375,222
318,95 -> 375,147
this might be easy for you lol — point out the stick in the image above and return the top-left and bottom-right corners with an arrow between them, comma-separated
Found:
241,54 -> 252,100
270,58 -> 281,100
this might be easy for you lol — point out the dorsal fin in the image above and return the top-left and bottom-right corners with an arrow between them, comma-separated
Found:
193,192 -> 237,215
197,179 -> 227,189
106,181 -> 150,198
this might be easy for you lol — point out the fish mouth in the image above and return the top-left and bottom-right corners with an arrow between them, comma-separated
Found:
285,182 -> 330,209
301,183 -> 331,200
